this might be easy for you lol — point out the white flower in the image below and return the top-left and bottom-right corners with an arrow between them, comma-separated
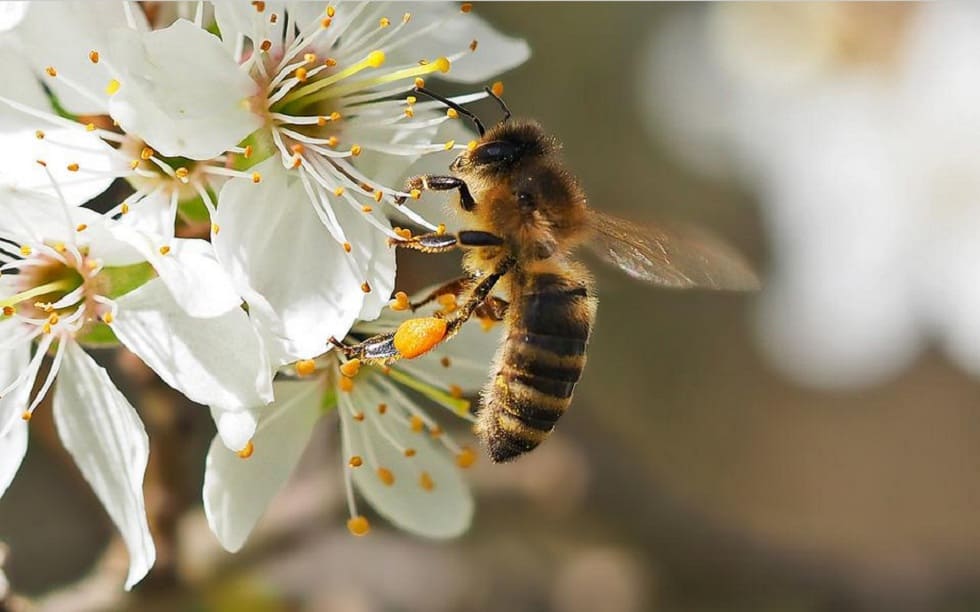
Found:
642,3 -> 980,388
0,183 -> 274,588
202,292 -> 503,552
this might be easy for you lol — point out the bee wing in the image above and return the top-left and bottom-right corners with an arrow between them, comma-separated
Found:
587,210 -> 760,290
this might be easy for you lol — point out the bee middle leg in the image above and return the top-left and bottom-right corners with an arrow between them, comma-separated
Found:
388,229 -> 504,253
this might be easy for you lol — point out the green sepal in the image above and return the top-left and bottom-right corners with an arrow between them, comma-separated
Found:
320,386 -> 338,415
100,262 -> 157,299
76,321 -> 119,348
177,191 -> 213,224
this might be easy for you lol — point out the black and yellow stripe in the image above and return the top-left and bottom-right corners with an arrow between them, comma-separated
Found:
480,272 -> 597,462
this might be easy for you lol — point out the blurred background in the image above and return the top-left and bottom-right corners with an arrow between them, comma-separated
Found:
7,3 -> 980,610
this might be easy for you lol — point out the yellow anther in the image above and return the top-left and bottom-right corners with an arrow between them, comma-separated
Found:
21,411 -> 31,422
353,411 -> 365,422
89,50 -> 100,63
441,356 -> 451,368
403,12 -> 412,23
76,223 -> 88,232
330,111 -> 342,121
295,67 -> 308,82
366,50 -> 386,68
304,52 -> 317,64
237,440 -> 255,459
53,242 -> 66,253
48,313 -> 59,325
42,323 -> 51,334
66,163 -> 80,172
35,130 -> 45,139
175,167 -> 189,179
447,108 -> 459,119
121,202 -> 130,214
347,515 -> 370,536
324,57 -> 338,67
361,282 -> 372,293
449,384 -> 463,399
467,140 -> 478,151
19,245 -> 31,256
321,17 -> 332,28
393,317 -> 447,359
350,144 -> 362,157
252,172 -> 262,183
404,448 -> 417,458
461,2 -> 473,12
295,359 -> 316,376
242,145 -> 253,159
2,306 -> 14,317
409,189 -> 422,200
434,57 -> 451,73
376,467 -> 395,486
339,358 -> 361,378
390,291 -> 411,311
343,242 -> 352,253
339,376 -> 354,393
251,0 -> 265,11
317,115 -> 327,127
414,77 -> 425,89
430,425 -> 444,439
404,107 -> 414,118
410,415 -> 424,433
406,95 -> 417,105
491,81 -> 505,97
140,147 -> 154,160
378,403 -> 388,414
45,66 -> 57,77
361,205 -> 374,213
379,17 -> 391,28
456,447 -> 476,469
105,79 -> 120,95
348,455 -> 363,468
395,227 -> 412,240
129,159 -> 140,170
291,155 -> 302,169
419,471 -> 435,491
269,12 -> 278,24
85,123 -> 96,131
470,39 -> 478,52
260,39 -> 272,52
326,5 -> 336,17
159,245 -> 171,255
436,223 -> 447,235
211,223 -> 221,235
373,190 -> 383,203
444,140 -> 455,150
35,160 -> 47,167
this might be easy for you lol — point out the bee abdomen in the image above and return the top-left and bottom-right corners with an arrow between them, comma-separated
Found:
479,273 -> 596,462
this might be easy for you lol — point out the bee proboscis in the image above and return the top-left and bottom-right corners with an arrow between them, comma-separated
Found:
332,87 -> 759,462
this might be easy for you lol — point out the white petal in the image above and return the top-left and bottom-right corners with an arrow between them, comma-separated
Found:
108,19 -> 262,160
343,379 -> 473,538
208,405 -> 259,453
214,159 -> 368,364
112,278 -> 274,410
108,229 -> 241,318
203,380 -> 322,552
331,193 -> 396,322
53,342 -> 154,590
0,42 -> 52,129
0,2 -> 27,32
0,320 -> 30,438
0,127 -> 121,205
0,421 -> 27,500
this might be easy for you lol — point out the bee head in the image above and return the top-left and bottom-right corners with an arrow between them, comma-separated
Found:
450,120 -> 555,175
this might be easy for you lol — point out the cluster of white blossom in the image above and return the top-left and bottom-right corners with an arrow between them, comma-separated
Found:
0,1 -> 527,590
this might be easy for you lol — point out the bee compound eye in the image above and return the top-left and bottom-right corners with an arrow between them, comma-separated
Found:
472,140 -> 519,165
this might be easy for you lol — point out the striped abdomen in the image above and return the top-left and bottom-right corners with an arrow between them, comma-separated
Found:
478,271 -> 597,462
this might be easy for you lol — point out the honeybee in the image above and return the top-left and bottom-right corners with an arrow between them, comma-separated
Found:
333,87 -> 758,462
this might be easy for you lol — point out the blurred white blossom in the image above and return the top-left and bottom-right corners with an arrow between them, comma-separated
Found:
643,3 -> 980,388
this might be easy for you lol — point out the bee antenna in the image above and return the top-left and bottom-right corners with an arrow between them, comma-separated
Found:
413,86 -> 486,137
484,86 -> 512,123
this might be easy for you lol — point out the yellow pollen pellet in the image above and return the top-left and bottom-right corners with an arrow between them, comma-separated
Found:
159,245 -> 171,255
66,163 -> 80,172
321,17 -> 332,28
260,39 -> 272,52
2,306 -> 14,317
350,144 -> 362,157
339,358 -> 361,378
243,145 -> 254,159
361,282 -> 371,293
379,17 -> 390,28
456,447 -> 476,469
85,123 -> 96,132
295,67 -> 308,82
237,440 -> 255,459
140,147 -> 154,160
45,66 -> 57,77
212,223 -> 221,235
105,79 -> 120,95
393,317 -> 448,359
437,293 -> 457,313
492,81 -> 505,97
461,2 -> 473,13
377,403 -> 388,415
376,467 -> 395,486
414,77 -> 425,89
335,187 -> 346,197
390,291 -> 411,311
121,202 -> 130,214
470,39 -> 479,52
175,167 -> 189,179
340,376 -> 354,393
367,50 -> 386,67
88,50 -> 100,63
373,190 -> 383,203
447,108 -> 459,119
467,140 -> 478,151
353,411 -> 365,422
403,12 -> 412,23
419,472 -> 435,491
326,5 -> 336,17
347,515 -> 369,536
348,455 -> 363,468
35,130 -> 44,139
449,384 -> 463,399
361,205 -> 374,213
324,57 -> 338,67
21,411 -> 31,422
404,448 -> 416,458
19,245 -> 31,256
252,172 -> 262,183
304,53 -> 317,64
440,356 -> 451,368
343,242 -> 352,253
76,223 -> 88,232
295,359 -> 316,376
396,227 -> 413,240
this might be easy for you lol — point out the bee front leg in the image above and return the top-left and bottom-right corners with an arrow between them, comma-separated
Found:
394,175 -> 476,211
